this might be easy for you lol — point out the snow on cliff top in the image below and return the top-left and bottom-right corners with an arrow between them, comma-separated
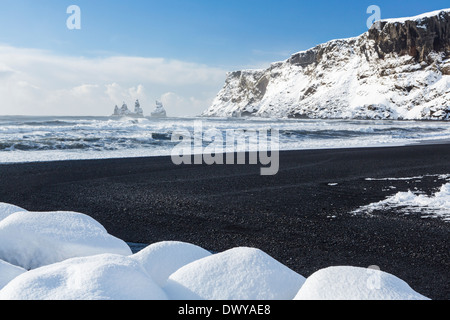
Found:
229,9 -> 450,77
382,8 -> 450,23
284,8 -> 450,62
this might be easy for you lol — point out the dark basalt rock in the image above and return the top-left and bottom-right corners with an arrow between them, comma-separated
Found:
288,49 -> 318,67
368,10 -> 450,61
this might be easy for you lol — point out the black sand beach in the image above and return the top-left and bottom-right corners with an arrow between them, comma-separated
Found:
0,144 -> 449,300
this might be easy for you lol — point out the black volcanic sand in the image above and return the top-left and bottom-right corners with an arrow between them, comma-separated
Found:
0,145 -> 449,300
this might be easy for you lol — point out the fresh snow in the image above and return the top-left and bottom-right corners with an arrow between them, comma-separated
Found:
0,259 -> 26,290
0,211 -> 132,270
0,203 -> 27,222
132,241 -> 212,287
164,247 -> 306,300
205,46 -> 450,119
0,254 -> 168,300
0,202 -> 431,300
204,9 -> 450,120
294,266 -> 429,300
381,8 -> 450,24
353,183 -> 450,222
365,174 -> 450,181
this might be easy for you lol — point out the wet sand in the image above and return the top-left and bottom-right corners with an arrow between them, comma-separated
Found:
0,144 -> 449,300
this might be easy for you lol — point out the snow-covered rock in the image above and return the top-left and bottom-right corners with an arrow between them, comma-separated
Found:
132,241 -> 212,287
203,9 -> 450,120
0,241 -> 212,300
294,266 -> 430,300
0,203 -> 27,222
164,247 -> 306,300
0,259 -> 26,290
0,211 -> 132,270
0,254 -> 167,300
0,238 -> 432,300
0,201 -> 433,301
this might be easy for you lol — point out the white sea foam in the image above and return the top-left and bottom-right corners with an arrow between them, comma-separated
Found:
2,116 -> 450,164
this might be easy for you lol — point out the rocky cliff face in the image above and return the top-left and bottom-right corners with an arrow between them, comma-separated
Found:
203,9 -> 450,120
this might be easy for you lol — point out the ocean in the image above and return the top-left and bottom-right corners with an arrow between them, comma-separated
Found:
1,115 -> 450,164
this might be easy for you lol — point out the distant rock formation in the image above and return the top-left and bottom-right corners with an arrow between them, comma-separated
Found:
203,9 -> 450,120
112,100 -> 145,118
134,100 -> 144,116
151,101 -> 167,118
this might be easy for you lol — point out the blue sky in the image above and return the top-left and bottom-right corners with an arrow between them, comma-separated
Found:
0,0 -> 448,116
1,0 -> 448,67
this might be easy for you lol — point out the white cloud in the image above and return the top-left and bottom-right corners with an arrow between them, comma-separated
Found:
0,45 -> 227,116
160,91 -> 217,117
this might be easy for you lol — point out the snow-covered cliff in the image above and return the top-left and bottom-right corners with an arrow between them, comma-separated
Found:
203,9 -> 450,120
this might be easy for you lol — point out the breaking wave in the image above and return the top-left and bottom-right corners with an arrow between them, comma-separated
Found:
1,116 -> 450,163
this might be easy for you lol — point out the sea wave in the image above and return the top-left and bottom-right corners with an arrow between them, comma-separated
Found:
1,116 -> 450,163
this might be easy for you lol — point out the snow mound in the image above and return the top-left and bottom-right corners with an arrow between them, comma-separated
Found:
0,202 -> 432,300
0,254 -> 167,300
0,203 -> 27,222
0,259 -> 26,290
132,241 -> 212,287
164,247 -> 306,300
294,266 -> 429,300
0,211 -> 132,270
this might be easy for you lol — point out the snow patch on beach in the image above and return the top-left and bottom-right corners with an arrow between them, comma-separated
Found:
353,184 -> 450,222
365,174 -> 450,181
0,204 -> 430,300
355,174 -> 450,221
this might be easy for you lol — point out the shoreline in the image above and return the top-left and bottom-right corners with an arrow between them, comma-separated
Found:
1,137 -> 449,166
0,144 -> 449,300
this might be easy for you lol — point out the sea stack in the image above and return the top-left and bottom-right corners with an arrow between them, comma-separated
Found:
112,100 -> 145,118
151,100 -> 167,118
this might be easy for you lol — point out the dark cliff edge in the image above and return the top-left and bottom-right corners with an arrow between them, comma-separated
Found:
369,10 -> 450,63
